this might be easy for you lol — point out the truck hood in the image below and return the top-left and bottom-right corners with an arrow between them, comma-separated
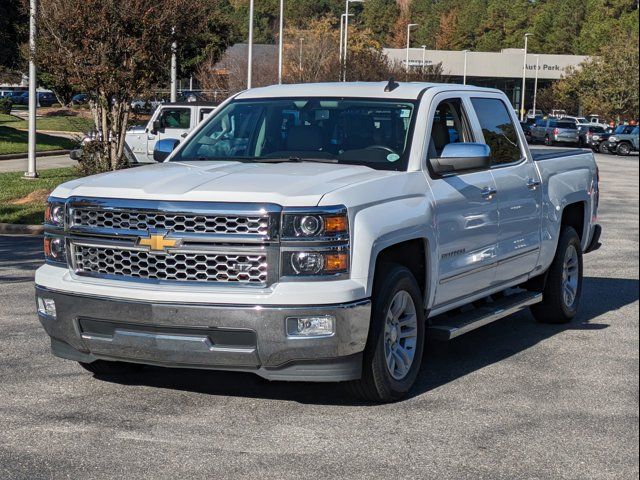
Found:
53,161 -> 395,206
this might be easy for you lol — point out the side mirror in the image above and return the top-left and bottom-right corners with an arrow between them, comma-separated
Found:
429,143 -> 491,175
151,119 -> 162,134
153,138 -> 179,162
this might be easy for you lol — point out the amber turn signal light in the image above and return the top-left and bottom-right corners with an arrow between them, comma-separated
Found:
324,215 -> 348,234
324,253 -> 349,272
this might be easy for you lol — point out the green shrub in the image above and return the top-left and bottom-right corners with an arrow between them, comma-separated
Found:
0,98 -> 12,115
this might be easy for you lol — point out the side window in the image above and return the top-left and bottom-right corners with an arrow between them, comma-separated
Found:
428,98 -> 472,159
158,108 -> 191,129
199,108 -> 214,123
471,98 -> 522,166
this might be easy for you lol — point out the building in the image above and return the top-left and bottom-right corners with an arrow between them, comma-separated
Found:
383,48 -> 589,111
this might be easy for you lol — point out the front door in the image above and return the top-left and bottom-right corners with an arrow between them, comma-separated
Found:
469,96 -> 542,285
147,107 -> 192,161
425,95 -> 499,307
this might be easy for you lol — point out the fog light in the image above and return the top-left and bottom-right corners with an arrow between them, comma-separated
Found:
291,252 -> 325,274
37,297 -> 57,318
286,315 -> 335,337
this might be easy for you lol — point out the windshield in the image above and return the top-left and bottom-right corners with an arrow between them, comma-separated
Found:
172,98 -> 418,170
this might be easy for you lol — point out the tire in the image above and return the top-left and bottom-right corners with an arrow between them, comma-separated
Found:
79,360 -> 145,375
347,264 -> 425,402
598,141 -> 610,154
544,135 -> 553,146
616,142 -> 632,156
531,227 -> 583,324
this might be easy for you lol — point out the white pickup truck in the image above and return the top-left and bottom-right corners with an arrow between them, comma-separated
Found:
36,82 -> 602,402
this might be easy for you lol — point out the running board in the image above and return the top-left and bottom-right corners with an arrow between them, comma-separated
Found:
427,291 -> 543,341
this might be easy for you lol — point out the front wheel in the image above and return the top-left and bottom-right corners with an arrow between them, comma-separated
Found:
598,142 -> 610,154
531,227 -> 583,324
616,142 -> 632,156
348,264 -> 425,402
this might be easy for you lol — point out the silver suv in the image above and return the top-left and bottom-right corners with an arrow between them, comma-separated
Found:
530,118 -> 579,146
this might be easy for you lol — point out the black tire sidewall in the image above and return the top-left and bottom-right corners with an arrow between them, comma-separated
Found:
546,227 -> 583,319
617,142 -> 631,156
364,265 -> 425,401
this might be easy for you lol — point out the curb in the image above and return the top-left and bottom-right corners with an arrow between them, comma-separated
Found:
0,150 -> 71,161
16,128 -> 81,136
0,223 -> 44,235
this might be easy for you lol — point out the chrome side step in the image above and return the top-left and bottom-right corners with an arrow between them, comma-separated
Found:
427,291 -> 543,341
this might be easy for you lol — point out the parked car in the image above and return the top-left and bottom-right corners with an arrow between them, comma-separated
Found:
520,117 -> 541,143
550,109 -> 567,118
578,125 -> 609,149
563,115 -> 590,126
526,109 -> 544,119
70,102 -> 217,164
16,91 -> 57,107
607,125 -> 639,156
71,94 -> 89,105
530,118 -> 579,146
131,97 -> 165,113
37,81 -> 602,402
586,114 -> 608,128
6,91 -> 26,104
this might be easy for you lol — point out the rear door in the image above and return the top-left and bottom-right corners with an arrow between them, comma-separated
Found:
425,93 -> 499,307
469,95 -> 542,286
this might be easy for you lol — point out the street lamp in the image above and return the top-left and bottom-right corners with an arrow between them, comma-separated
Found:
343,0 -> 364,82
25,0 -> 38,179
338,13 -> 353,81
405,23 -> 419,74
520,32 -> 533,121
278,0 -> 284,84
532,54 -> 540,118
299,37 -> 304,73
170,27 -> 177,102
247,0 -> 255,89
463,49 -> 469,85
421,45 -> 427,68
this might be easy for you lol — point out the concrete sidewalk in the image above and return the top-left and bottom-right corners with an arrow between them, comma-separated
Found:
0,154 -> 74,173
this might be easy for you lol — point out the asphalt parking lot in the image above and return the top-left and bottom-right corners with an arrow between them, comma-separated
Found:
0,152 -> 637,480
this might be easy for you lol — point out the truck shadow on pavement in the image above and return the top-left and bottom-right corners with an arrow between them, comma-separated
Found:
101,275 -> 639,405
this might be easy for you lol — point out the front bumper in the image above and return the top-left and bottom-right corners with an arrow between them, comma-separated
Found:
36,286 -> 371,382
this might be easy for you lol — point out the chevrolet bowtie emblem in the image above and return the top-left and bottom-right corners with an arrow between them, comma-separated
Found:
138,232 -> 179,252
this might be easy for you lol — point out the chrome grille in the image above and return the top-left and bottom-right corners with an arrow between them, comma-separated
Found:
72,245 -> 268,285
71,208 -> 269,236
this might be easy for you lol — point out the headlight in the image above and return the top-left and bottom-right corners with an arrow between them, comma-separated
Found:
44,198 -> 65,227
282,207 -> 348,240
44,235 -> 67,265
282,250 -> 349,277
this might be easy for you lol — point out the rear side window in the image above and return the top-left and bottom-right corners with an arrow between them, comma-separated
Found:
557,121 -> 577,129
471,98 -> 522,166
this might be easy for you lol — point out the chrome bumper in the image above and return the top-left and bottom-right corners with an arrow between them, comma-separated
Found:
35,286 -> 371,382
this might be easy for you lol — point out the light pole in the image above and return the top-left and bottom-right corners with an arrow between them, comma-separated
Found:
170,28 -> 177,102
405,23 -> 419,74
421,45 -> 426,67
278,0 -> 284,84
338,13 -> 353,81
342,0 -> 363,82
247,0 -> 255,89
463,49 -> 469,85
25,0 -> 37,179
299,37 -> 304,74
520,32 -> 533,121
532,54 -> 540,118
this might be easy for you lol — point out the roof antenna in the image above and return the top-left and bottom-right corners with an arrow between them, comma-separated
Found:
384,77 -> 399,92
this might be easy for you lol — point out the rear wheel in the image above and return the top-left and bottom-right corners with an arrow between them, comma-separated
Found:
617,142 -> 632,156
531,227 -> 583,324
79,360 -> 145,376
348,264 -> 425,402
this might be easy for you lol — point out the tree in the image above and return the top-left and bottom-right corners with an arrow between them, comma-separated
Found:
37,0 -> 217,170
0,0 -> 25,73
361,0 -> 400,45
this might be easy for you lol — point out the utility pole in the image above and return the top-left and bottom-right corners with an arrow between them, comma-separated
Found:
405,24 -> 419,75
520,33 -> 533,122
299,37 -> 304,72
421,45 -> 426,67
247,0 -> 254,89
170,28 -> 177,102
338,13 -> 352,81
25,0 -> 38,179
278,0 -> 284,84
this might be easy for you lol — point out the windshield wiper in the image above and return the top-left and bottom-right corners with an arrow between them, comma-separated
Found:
255,156 -> 338,164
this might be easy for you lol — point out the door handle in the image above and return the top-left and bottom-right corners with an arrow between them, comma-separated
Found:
527,178 -> 541,190
481,187 -> 497,199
